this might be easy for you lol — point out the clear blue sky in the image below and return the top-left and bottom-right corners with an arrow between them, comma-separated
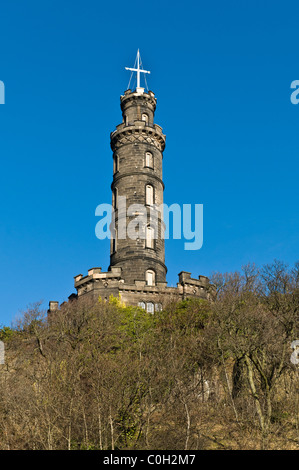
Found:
0,0 -> 298,326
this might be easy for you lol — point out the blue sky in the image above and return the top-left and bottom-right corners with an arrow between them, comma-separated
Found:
0,0 -> 298,326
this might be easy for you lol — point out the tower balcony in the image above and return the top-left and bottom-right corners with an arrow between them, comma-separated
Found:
110,122 -> 166,152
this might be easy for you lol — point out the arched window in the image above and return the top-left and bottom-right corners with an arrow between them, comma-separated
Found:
147,302 -> 154,314
138,302 -> 146,310
112,227 -> 117,253
145,184 -> 154,206
142,113 -> 148,124
155,303 -> 162,312
146,225 -> 155,249
145,152 -> 153,168
146,270 -> 155,286
113,154 -> 119,173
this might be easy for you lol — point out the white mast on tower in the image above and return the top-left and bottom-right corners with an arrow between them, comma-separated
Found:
125,49 -> 150,94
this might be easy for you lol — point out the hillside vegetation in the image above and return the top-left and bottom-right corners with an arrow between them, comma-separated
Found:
0,260 -> 298,450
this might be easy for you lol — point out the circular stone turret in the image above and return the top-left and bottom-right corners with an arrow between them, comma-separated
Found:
109,89 -> 167,286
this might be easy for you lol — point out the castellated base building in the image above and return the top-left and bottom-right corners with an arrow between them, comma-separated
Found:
49,84 -> 211,315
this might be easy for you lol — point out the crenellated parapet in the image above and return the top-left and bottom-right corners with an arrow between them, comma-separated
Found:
74,267 -> 122,297
120,89 -> 157,126
177,271 -> 210,299
67,268 -> 211,310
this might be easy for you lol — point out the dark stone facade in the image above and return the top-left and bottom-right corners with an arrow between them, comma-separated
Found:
49,86 -> 211,314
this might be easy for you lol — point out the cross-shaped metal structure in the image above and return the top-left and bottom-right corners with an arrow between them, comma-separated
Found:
125,49 -> 150,90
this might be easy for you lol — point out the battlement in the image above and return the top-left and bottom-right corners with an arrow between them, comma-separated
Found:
74,267 -> 122,288
48,268 -> 211,313
120,89 -> 156,107
178,271 -> 209,287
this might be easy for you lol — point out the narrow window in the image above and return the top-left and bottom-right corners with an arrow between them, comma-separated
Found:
146,270 -> 155,286
145,184 -> 154,206
142,113 -> 148,124
147,302 -> 154,314
113,188 -> 118,209
146,225 -> 155,249
113,154 -> 119,173
138,302 -> 146,310
155,303 -> 162,312
145,152 -> 153,168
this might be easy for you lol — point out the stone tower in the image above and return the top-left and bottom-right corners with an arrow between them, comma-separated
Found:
48,52 -> 212,315
109,88 -> 167,286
